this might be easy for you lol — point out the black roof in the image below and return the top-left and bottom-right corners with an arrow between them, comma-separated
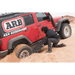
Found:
0,11 -> 30,18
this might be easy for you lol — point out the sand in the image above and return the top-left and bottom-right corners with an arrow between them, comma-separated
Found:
0,16 -> 75,63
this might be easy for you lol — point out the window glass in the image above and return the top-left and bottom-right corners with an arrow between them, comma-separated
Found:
36,13 -> 48,22
23,14 -> 34,26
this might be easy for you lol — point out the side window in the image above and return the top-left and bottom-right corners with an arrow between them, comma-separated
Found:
23,14 -> 34,26
36,13 -> 48,22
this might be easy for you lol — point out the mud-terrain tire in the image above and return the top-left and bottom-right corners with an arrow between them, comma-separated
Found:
59,23 -> 72,39
14,44 -> 32,59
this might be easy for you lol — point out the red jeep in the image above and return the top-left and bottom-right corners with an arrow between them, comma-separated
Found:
0,12 -> 72,59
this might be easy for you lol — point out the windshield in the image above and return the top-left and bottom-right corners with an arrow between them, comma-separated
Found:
0,9 -> 31,16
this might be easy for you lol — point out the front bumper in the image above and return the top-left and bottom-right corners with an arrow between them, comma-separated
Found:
0,50 -> 8,58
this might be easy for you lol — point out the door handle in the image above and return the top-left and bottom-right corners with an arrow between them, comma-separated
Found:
38,24 -> 42,27
25,28 -> 30,31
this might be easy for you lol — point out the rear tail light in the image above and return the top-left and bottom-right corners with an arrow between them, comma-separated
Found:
0,39 -> 3,45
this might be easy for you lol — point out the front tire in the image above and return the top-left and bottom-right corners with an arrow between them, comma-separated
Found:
59,23 -> 72,39
14,44 -> 32,59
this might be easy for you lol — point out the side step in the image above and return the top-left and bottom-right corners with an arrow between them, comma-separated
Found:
33,37 -> 48,53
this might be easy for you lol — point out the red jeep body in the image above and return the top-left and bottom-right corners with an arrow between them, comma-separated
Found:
0,12 -> 71,58
1,12 -> 62,51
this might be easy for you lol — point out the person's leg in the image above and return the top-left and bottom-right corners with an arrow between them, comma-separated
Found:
46,38 -> 52,53
49,38 -> 60,47
49,38 -> 66,47
46,38 -> 60,53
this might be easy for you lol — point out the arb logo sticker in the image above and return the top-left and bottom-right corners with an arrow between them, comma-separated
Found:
2,17 -> 25,32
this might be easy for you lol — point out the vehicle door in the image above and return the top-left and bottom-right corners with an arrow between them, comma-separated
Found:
35,12 -> 53,39
22,13 -> 39,43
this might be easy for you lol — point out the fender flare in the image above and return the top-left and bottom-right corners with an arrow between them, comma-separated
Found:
55,18 -> 70,32
7,35 -> 32,50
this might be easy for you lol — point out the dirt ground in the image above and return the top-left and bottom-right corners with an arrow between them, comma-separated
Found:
0,15 -> 75,63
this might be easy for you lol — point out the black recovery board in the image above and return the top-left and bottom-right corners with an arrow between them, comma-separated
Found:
33,37 -> 48,53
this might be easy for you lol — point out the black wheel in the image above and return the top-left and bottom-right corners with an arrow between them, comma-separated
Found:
14,44 -> 32,59
59,23 -> 72,39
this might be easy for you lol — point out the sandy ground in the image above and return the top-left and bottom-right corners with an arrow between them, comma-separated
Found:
0,16 -> 75,63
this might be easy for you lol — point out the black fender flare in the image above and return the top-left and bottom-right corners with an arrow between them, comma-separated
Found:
55,18 -> 70,32
7,35 -> 32,50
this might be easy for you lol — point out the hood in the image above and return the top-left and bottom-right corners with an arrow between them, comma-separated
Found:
41,26 -> 48,33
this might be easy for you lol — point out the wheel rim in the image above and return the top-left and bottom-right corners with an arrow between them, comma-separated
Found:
64,26 -> 70,37
19,50 -> 29,59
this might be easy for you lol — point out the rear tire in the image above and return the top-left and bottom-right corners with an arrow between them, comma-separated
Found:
14,44 -> 32,59
59,23 -> 72,39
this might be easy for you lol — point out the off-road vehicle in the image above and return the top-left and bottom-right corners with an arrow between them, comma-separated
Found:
0,12 -> 72,59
